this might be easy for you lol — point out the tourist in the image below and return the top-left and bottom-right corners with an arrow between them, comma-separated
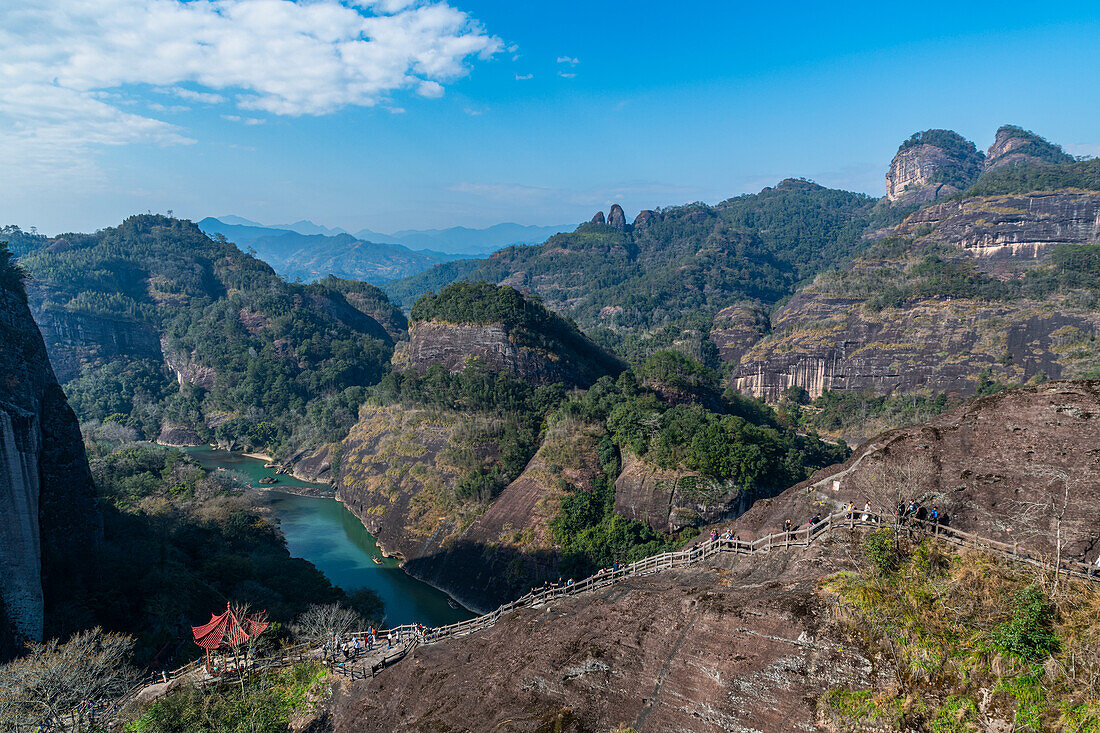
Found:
783,519 -> 792,535
354,637 -> 361,658
809,513 -> 821,527
845,501 -> 855,519
861,502 -> 872,522
710,530 -> 718,543
387,631 -> 393,650
930,506 -> 940,524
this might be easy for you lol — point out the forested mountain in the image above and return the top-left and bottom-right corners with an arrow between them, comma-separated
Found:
734,128 -> 1100,439
15,215 -> 397,458
386,179 -> 878,363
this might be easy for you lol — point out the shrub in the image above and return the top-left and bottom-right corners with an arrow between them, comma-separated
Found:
863,528 -> 902,575
993,585 -> 1057,662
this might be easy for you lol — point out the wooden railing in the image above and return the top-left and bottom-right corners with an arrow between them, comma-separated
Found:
99,509 -> 1099,725
371,510 -> 1100,649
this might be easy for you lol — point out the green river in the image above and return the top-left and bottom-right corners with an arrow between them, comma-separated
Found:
183,447 -> 473,628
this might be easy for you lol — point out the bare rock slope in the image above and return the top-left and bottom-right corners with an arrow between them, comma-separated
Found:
728,380 -> 1100,562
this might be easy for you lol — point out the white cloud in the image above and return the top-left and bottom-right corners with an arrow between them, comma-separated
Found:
515,73 -> 533,81
0,0 -> 500,176
558,72 -> 576,79
556,56 -> 579,65
417,80 -> 445,98
221,114 -> 265,125
165,86 -> 226,104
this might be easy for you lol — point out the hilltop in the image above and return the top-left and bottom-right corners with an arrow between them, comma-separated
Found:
14,215 -> 397,459
386,179 -> 879,363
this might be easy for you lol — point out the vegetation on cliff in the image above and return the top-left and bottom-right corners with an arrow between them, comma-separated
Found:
387,181 -> 877,363
965,157 -> 1100,197
897,129 -> 986,190
127,663 -> 330,733
16,215 -> 397,457
822,538 -> 1100,731
548,354 -> 848,573
76,424 -> 381,665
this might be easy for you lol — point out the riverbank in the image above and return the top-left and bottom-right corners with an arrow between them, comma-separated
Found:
182,446 -> 473,626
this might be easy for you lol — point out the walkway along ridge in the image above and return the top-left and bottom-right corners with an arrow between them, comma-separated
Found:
103,510 -> 1100,723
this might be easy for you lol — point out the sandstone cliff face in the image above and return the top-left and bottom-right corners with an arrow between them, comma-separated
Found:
336,407 -> 601,610
393,320 -> 619,388
0,278 -> 99,652
733,292 -> 1100,401
29,304 -> 163,383
614,452 -> 749,533
332,546 -> 879,732
897,191 -> 1100,263
885,131 -> 984,205
728,381 -> 1100,562
733,191 -> 1100,403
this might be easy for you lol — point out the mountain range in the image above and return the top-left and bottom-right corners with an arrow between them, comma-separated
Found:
197,216 -> 570,285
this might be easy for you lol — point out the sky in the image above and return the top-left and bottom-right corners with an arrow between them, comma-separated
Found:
2,0 -> 1099,236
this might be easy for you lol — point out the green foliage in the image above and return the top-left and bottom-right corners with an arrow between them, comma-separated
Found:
127,663 -> 328,733
823,543 -> 1100,731
966,157 -> 1100,196
0,241 -> 26,298
82,437 -> 368,664
810,389 -> 951,435
558,369 -> 846,489
411,280 -> 547,327
636,349 -> 717,393
386,181 -> 877,360
993,585 -> 1057,662
550,475 -> 690,578
18,215 -> 397,457
863,528 -> 902,575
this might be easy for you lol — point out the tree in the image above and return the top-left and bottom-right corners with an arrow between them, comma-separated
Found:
0,627 -> 136,732
291,603 -> 365,646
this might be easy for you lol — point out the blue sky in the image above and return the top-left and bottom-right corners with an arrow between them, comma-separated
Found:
2,0 -> 1098,235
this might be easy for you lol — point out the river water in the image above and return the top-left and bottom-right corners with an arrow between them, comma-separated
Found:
183,447 -> 473,628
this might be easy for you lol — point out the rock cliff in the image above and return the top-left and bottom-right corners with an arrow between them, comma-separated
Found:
708,301 -> 769,366
733,191 -> 1100,403
393,321 -> 618,388
0,253 -> 99,654
613,452 -> 750,533
885,129 -> 984,205
728,380 -> 1100,561
397,282 -> 623,388
336,408 -> 603,610
332,545 -> 876,732
29,306 -> 163,384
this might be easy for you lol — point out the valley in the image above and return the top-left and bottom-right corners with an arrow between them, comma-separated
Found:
4,122 -> 1100,732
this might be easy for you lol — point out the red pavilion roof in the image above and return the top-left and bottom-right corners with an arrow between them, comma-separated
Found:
191,602 -> 269,650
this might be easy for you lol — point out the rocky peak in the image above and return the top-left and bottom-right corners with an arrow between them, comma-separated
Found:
607,204 -> 627,230
590,211 -> 606,225
885,129 -> 984,205
632,209 -> 655,228
985,124 -> 1074,172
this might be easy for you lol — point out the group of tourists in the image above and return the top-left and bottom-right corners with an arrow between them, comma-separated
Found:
836,500 -> 947,526
324,624 -> 432,663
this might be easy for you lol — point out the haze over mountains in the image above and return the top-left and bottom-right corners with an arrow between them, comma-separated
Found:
197,216 -> 571,286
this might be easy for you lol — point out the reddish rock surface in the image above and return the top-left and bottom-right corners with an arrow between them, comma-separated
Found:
727,381 -> 1100,563
332,543 -> 877,733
